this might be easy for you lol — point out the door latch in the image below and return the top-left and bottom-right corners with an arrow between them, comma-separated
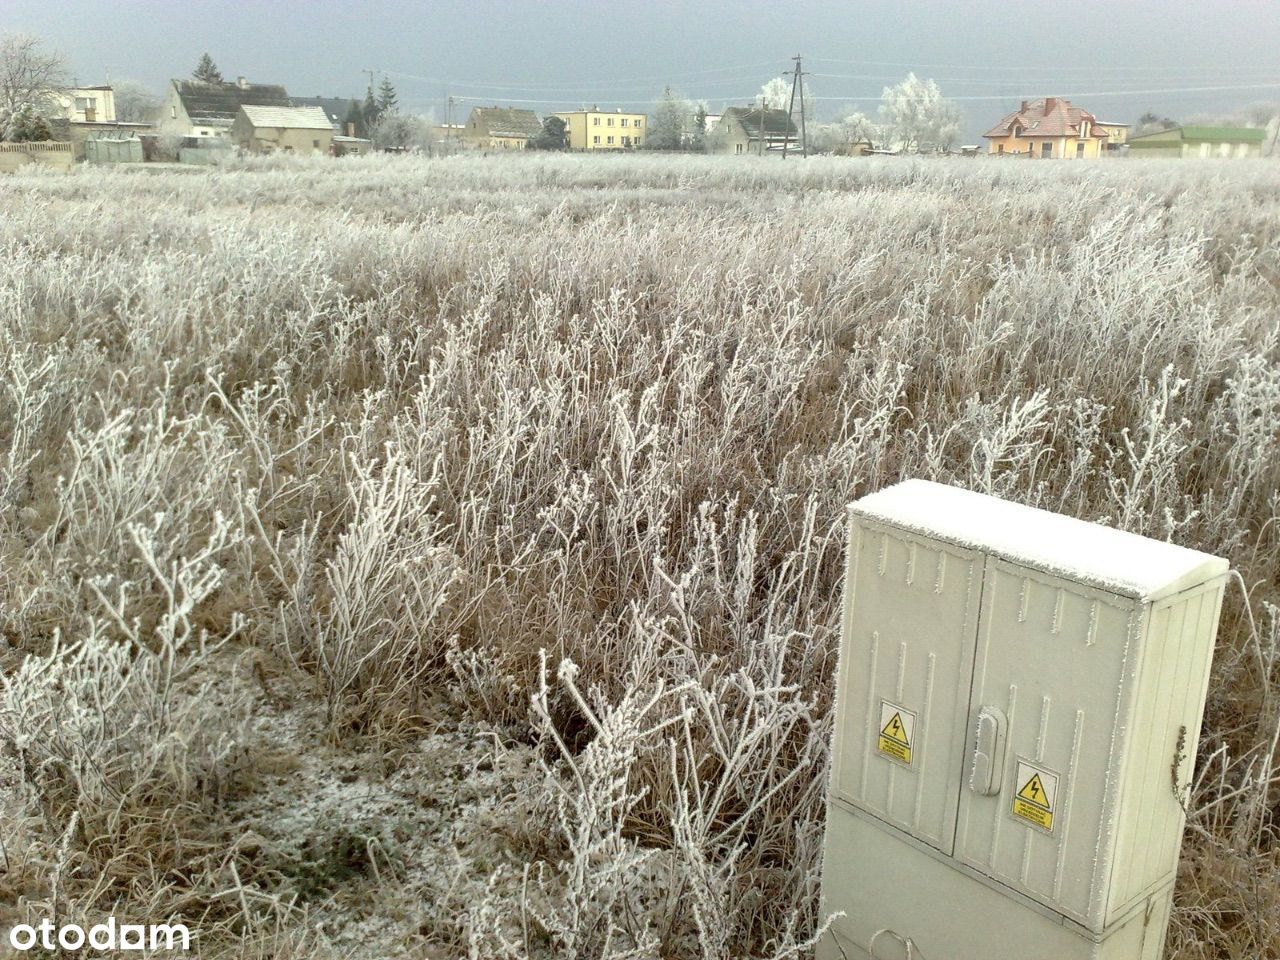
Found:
968,706 -> 1007,796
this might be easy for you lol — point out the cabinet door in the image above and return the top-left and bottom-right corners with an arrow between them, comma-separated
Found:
831,518 -> 984,855
954,559 -> 1140,931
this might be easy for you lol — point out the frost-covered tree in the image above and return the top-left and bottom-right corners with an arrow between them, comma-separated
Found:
759,73 -> 814,120
1,102 -> 53,141
879,73 -> 962,152
646,86 -> 695,151
369,110 -> 434,152
811,110 -> 878,153
0,32 -> 65,114
192,53 -> 222,84
112,80 -> 161,122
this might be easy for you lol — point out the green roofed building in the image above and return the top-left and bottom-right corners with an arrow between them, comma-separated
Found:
1127,126 -> 1265,159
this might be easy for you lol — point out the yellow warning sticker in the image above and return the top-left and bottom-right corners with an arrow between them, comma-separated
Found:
876,700 -> 915,766
1011,760 -> 1059,832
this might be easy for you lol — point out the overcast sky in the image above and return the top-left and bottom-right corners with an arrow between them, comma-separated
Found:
9,0 -> 1280,137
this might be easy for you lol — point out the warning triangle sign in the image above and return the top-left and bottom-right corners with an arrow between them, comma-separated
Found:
881,712 -> 910,747
1017,773 -> 1051,811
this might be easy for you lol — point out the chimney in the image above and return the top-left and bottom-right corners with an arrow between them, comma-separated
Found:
1020,100 -> 1029,113
1044,97 -> 1057,113
236,76 -> 249,89
346,121 -> 355,137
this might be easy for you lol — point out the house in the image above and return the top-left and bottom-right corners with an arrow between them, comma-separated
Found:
40,84 -> 151,159
553,107 -> 646,150
289,95 -> 362,135
462,106 -> 543,149
230,105 -> 333,155
52,85 -> 116,123
709,106 -> 799,155
1126,126 -> 1265,159
162,77 -> 290,140
1093,121 -> 1129,154
984,97 -> 1108,158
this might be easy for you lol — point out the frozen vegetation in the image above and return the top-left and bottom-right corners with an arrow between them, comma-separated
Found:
0,153 -> 1277,958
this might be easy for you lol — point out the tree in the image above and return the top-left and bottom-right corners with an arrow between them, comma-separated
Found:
811,110 -> 879,154
343,99 -> 365,137
759,74 -> 814,119
646,86 -> 695,151
1135,112 -> 1177,136
112,80 -> 161,122
879,73 -> 962,153
368,110 -> 435,152
531,115 -> 568,150
692,104 -> 708,151
1,102 -> 53,141
0,32 -> 66,114
362,86 -> 381,130
377,77 -> 398,114
193,53 -> 222,84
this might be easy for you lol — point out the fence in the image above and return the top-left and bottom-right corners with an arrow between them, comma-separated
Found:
0,141 -> 74,173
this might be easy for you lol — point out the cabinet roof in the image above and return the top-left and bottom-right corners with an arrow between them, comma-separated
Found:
851,480 -> 1228,601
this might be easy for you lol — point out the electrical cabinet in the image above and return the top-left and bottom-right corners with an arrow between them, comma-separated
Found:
820,480 -> 1228,960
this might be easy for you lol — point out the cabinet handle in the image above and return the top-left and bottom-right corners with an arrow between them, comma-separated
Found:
969,706 -> 1006,796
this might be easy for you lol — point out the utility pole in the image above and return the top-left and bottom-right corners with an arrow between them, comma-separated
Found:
758,95 -> 765,156
783,54 -> 808,158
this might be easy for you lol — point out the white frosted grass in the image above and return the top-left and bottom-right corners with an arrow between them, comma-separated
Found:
852,479 -> 1229,601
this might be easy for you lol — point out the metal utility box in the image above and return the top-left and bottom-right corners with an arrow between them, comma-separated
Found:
820,480 -> 1228,960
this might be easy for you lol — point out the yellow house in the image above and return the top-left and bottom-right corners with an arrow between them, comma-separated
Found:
231,105 -> 333,155
554,107 -> 646,150
462,106 -> 542,150
1093,121 -> 1129,154
984,97 -> 1109,159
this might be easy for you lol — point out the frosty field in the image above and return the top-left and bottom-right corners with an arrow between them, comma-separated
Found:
0,154 -> 1277,959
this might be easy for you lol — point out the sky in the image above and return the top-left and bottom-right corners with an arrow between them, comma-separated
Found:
8,0 -> 1280,139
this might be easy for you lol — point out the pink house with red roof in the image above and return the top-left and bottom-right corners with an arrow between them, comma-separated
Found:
984,97 -> 1109,159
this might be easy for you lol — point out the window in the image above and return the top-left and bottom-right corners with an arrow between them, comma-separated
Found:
997,144 -> 1005,154
1041,141 -> 1051,158
622,136 -> 631,147
593,116 -> 600,125
171,105 -> 177,119
621,118 -> 628,127
607,117 -> 614,126
313,139 -> 320,148
607,135 -> 614,145
634,136 -> 641,145
735,143 -> 744,154
1076,141 -> 1084,158
593,134 -> 600,144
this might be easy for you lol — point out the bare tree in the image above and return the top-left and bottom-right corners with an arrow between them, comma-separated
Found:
112,79 -> 161,123
0,33 -> 66,114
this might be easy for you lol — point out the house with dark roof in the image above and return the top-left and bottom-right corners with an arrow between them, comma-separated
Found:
1127,126 -> 1266,159
162,77 -> 291,141
289,95 -> 363,135
462,106 -> 543,150
709,106 -> 799,155
984,98 -> 1108,159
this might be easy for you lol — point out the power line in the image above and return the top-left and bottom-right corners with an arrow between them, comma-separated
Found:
380,60 -> 786,93
808,56 -> 1280,77
808,71 -> 1280,89
810,81 -> 1280,103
